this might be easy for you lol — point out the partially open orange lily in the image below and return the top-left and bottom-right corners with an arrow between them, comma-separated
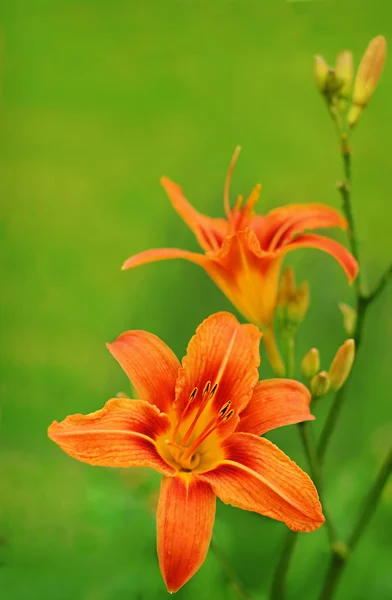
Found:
48,312 -> 324,593
122,149 -> 358,373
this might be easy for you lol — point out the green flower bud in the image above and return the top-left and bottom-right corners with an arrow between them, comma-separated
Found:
311,371 -> 330,398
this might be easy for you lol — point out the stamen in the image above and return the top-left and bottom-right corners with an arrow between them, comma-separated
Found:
218,400 -> 231,417
245,183 -> 262,213
224,146 -> 242,220
180,330 -> 237,446
181,403 -> 235,461
222,409 -> 234,423
236,183 -> 262,230
233,195 -> 243,213
180,383 -> 214,447
203,381 -> 211,396
189,387 -> 198,400
171,387 -> 198,442
210,382 -> 218,397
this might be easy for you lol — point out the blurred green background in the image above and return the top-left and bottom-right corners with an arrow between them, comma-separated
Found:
1,1 -> 391,599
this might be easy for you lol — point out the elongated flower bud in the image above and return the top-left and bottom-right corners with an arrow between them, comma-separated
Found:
314,55 -> 330,92
338,302 -> 357,335
301,348 -> 320,380
348,35 -> 387,127
277,267 -> 295,307
311,371 -> 330,398
277,271 -> 310,340
336,50 -> 354,115
329,339 -> 355,391
287,281 -> 310,323
335,51 -> 354,98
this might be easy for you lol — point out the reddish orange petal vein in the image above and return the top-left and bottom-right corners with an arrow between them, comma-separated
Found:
48,398 -> 174,476
258,204 -> 347,251
174,312 -> 261,435
283,233 -> 358,283
267,204 -> 347,250
161,177 -> 228,252
198,433 -> 324,532
107,330 -> 180,414
122,247 -> 210,271
156,475 -> 216,593
237,379 -> 314,436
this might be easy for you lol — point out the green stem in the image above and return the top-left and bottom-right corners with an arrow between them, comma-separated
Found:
270,337 -> 297,599
318,141 -> 391,461
319,553 -> 345,600
348,448 -> 392,551
271,343 -> 339,599
365,264 -> 392,304
210,538 -> 250,600
299,422 -> 337,545
319,449 -> 392,599
263,325 -> 286,377
270,531 -> 298,600
286,337 -> 295,379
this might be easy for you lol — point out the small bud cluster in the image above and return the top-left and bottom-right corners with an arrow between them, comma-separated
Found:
314,35 -> 386,130
301,339 -> 356,399
276,267 -> 310,340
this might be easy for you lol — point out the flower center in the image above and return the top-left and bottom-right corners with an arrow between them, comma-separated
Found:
161,381 -> 234,473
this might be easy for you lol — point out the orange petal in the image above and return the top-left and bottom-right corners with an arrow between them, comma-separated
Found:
237,379 -> 314,436
283,233 -> 358,283
161,177 -> 228,252
122,247 -> 210,271
258,204 -> 347,251
199,433 -> 324,532
48,398 -> 175,475
175,312 -> 261,433
156,475 -> 216,592
211,229 -> 282,327
107,330 -> 180,414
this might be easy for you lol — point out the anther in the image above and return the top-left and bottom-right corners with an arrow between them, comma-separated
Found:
210,382 -> 218,397
171,387 -> 198,443
218,401 -> 231,418
203,381 -> 211,396
189,387 -> 198,401
222,409 -> 234,423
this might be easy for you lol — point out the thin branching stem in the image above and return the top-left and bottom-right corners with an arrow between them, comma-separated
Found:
318,140 -> 391,461
317,134 -> 392,600
319,449 -> 392,599
210,538 -> 250,600
271,341 -> 338,599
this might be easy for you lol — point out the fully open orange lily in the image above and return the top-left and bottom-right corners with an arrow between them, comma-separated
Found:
48,312 -> 324,592
122,149 -> 358,373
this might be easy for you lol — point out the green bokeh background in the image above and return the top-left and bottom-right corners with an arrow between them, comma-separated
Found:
1,1 -> 391,599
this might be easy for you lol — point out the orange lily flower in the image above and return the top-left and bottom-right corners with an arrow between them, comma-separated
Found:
48,312 -> 324,592
122,149 -> 358,373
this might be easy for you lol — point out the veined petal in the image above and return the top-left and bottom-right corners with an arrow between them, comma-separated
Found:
210,229 -> 282,327
258,204 -> 347,251
237,379 -> 314,436
48,399 -> 175,475
161,177 -> 228,252
122,247 -> 209,271
107,330 -> 180,414
283,233 -> 358,283
199,433 -> 324,532
175,312 -> 261,432
156,475 -> 216,593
